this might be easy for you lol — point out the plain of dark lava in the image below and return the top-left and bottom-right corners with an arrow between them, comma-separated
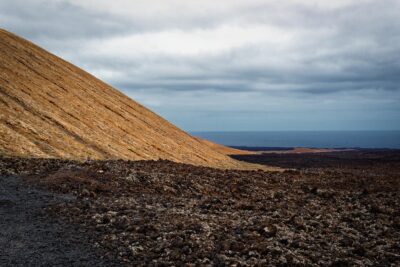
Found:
0,175 -> 120,266
0,149 -> 399,266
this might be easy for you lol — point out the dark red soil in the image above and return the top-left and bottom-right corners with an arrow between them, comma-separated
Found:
0,151 -> 399,266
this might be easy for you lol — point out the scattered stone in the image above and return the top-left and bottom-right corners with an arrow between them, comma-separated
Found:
0,153 -> 399,266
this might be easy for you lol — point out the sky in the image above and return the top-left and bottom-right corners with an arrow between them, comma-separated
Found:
1,0 -> 400,131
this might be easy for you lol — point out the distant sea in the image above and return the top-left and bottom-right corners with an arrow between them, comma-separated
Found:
191,131 -> 400,149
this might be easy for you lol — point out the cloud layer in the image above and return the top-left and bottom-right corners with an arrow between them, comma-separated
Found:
2,0 -> 399,130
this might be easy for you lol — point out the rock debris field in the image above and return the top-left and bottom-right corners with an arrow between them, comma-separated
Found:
0,151 -> 399,266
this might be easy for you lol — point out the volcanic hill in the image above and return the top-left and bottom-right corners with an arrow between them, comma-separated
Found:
0,29 -> 256,169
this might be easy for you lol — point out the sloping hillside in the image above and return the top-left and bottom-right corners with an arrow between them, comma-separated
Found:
195,137 -> 256,155
0,29 -> 257,169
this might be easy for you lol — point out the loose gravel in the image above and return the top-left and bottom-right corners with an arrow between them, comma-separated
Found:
0,175 -> 120,266
1,154 -> 399,266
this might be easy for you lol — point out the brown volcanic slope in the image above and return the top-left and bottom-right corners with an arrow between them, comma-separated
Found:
195,137 -> 256,156
0,29 -> 260,169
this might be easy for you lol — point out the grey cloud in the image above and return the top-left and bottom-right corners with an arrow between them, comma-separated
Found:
95,41 -> 400,96
4,0 -> 397,97
0,0 -> 131,42
1,0 -> 399,130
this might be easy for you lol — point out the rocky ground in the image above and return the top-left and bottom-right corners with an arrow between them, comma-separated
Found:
0,175 -> 120,266
0,150 -> 399,266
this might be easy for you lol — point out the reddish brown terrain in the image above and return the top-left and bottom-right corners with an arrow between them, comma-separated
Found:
0,29 -> 260,170
1,150 -> 399,266
195,137 -> 256,155
262,147 -> 353,154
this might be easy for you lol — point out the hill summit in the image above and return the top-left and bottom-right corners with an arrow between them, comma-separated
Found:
0,29 -> 254,169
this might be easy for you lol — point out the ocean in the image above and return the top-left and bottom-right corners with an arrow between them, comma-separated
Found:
191,131 -> 400,149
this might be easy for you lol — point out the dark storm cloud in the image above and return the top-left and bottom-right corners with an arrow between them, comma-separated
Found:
0,0 -> 129,41
3,0 -> 398,96
104,41 -> 400,95
1,0 -> 399,130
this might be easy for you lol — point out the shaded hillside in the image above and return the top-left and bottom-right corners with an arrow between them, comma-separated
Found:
0,29 -> 256,169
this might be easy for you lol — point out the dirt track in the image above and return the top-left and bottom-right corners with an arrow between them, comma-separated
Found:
0,175 -> 119,266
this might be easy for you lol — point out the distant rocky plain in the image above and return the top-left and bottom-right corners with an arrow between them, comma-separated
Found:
1,149 -> 399,266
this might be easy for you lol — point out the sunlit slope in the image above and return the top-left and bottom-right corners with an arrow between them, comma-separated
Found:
0,29 -> 260,169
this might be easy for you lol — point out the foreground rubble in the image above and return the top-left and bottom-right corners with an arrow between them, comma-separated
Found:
0,152 -> 399,266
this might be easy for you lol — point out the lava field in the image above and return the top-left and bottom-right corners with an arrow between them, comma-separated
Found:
0,151 -> 399,266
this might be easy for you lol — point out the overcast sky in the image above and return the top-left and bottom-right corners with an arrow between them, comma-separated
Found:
1,0 -> 400,131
